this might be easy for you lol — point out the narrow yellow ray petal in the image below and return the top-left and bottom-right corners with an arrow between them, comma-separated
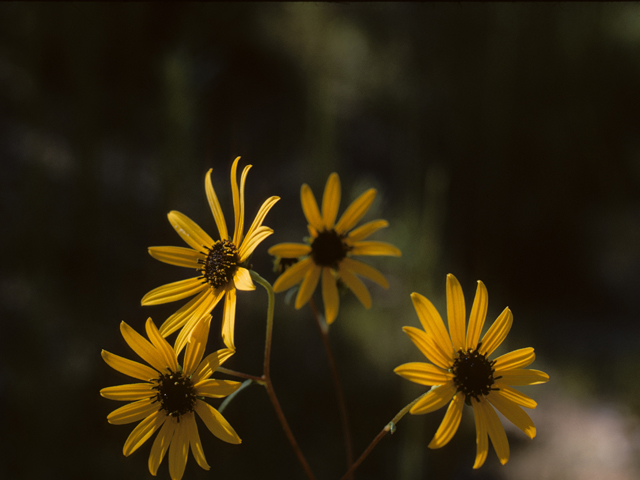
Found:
295,264 -> 321,309
272,257 -> 313,293
168,420 -> 188,480
243,196 -> 280,249
107,398 -> 158,425
479,307 -> 512,357
494,347 -> 535,371
205,168 -> 228,241
141,277 -> 207,306
158,289 -> 210,337
120,322 -> 166,373
322,173 -> 341,229
230,157 -> 243,246
221,289 -> 237,350
174,289 -> 223,355
393,362 -> 452,386
410,293 -> 455,364
236,164 -> 251,247
322,267 -> 340,325
339,268 -> 372,308
238,226 -> 273,262
101,350 -> 158,381
100,383 -> 154,401
494,368 -> 549,386
267,243 -> 312,258
466,281 -> 488,351
301,183 -> 324,231
149,416 -> 176,476
446,274 -> 466,352
148,246 -> 203,269
429,392 -> 464,449
471,398 -> 489,469
335,188 -> 377,234
347,219 -> 389,242
478,398 -> 510,465
410,382 -> 456,415
191,348 -> 235,384
341,257 -> 389,288
493,386 -> 537,409
185,412 -> 210,471
194,400 -> 241,444
402,326 -> 451,370
195,379 -> 242,398
488,392 -> 536,438
183,316 -> 212,377
233,267 -> 255,291
145,318 -> 179,373
168,210 -> 215,252
350,241 -> 401,257
123,410 -> 166,456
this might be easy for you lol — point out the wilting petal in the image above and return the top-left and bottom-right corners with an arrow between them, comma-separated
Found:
107,398 -> 158,425
148,416 -> 176,476
339,268 -> 372,308
238,226 -> 273,262
487,392 -> 536,439
101,350 -> 158,382
167,210 -> 215,252
428,392 -> 464,449
478,307 -> 512,357
471,398 -> 489,469
295,264 -> 321,309
410,293 -> 455,364
205,168 -> 229,241
466,281 -> 488,351
410,382 -> 456,415
494,348 -> 535,371
195,379 -> 242,398
268,243 -> 312,258
148,246 -> 203,269
494,368 -> 549,386
230,158 -> 247,246
341,257 -> 388,288
322,267 -> 340,325
123,410 -> 166,456
233,267 -> 255,291
141,277 -> 207,306
301,183 -> 324,231
335,188 -> 377,234
402,326 -> 451,370
394,362 -> 452,386
322,173 -> 341,230
446,274 -> 466,352
273,257 -> 313,293
194,400 -> 241,444
350,241 -> 401,257
243,196 -> 280,250
347,219 -> 389,242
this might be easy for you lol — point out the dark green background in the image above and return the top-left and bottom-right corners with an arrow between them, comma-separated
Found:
2,3 -> 639,479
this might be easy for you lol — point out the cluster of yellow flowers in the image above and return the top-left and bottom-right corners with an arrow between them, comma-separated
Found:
101,157 -> 548,479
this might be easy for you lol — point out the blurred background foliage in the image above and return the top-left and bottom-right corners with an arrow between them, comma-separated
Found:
2,3 -> 640,479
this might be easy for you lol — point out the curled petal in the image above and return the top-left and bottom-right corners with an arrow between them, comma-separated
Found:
233,267 -> 255,291
205,168 -> 229,241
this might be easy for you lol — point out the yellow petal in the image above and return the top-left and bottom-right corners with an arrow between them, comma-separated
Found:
148,246 -> 203,269
238,226 -> 273,262
446,274 -> 466,352
185,412 -> 210,470
494,368 -> 549,386
267,243 -> 312,258
410,382 -> 456,415
230,158 -> 248,246
183,316 -> 212,377
478,307 -> 512,357
101,350 -> 158,382
301,183 -> 324,231
205,168 -> 228,241
233,267 -> 255,291
148,416 -> 176,476
471,398 -> 489,469
173,289 -> 224,355
466,281 -> 488,351
221,289 -> 237,350
347,219 -> 389,242
120,321 -> 167,373
350,241 -> 401,257
295,264 -> 321,309
194,400 -> 241,444
334,188 -> 377,234
341,257 -> 389,288
191,348 -> 235,384
272,256 -> 313,293
410,293 -> 455,364
487,392 -> 536,439
478,398 -> 510,465
394,362 -> 452,386
321,267 -> 339,325
428,392 -> 464,449
339,267 -> 372,308
402,326 -> 451,370
123,410 -> 166,456
167,210 -> 215,252
168,420 -> 189,480
158,290 -> 211,337
492,385 -> 537,409
107,398 -> 158,425
195,379 -> 242,398
494,347 -> 535,371
141,277 -> 207,306
145,318 -> 179,373
243,196 -> 280,250
100,383 -> 154,401
321,173 -> 341,230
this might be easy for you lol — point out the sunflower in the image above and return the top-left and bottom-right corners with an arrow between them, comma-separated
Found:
101,317 -> 241,480
268,173 -> 400,324
142,157 -> 279,352
394,274 -> 549,468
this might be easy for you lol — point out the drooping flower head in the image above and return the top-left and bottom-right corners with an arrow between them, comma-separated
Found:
395,274 -> 549,468
142,156 -> 279,351
268,173 -> 400,324
101,317 -> 241,480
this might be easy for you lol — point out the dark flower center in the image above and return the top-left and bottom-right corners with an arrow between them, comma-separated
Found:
451,344 -> 499,402
153,370 -> 196,420
199,239 -> 238,288
311,230 -> 350,268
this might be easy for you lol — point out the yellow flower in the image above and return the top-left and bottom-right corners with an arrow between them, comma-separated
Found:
101,317 -> 241,480
142,157 -> 279,351
395,274 -> 549,468
268,173 -> 400,324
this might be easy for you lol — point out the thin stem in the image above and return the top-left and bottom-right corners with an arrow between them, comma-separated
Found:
216,367 -> 265,385
309,298 -> 353,474
251,270 -> 317,480
340,393 -> 427,480
218,379 -> 254,413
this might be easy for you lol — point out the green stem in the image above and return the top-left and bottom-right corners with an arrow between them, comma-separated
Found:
251,270 -> 317,480
340,393 -> 427,480
218,379 -> 254,413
